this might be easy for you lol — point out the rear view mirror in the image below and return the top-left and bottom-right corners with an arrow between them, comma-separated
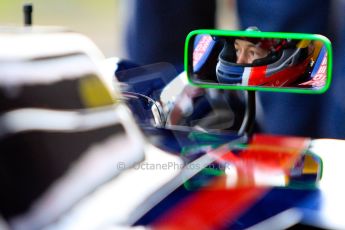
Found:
185,30 -> 332,94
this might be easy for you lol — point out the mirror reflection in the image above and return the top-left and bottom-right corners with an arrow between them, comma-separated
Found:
190,34 -> 328,89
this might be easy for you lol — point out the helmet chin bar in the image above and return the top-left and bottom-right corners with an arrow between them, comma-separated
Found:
238,90 -> 256,136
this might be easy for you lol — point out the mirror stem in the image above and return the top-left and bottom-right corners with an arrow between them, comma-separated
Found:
23,3 -> 33,26
238,91 -> 256,136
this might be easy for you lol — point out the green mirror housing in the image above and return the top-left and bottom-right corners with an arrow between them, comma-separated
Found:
185,29 -> 332,94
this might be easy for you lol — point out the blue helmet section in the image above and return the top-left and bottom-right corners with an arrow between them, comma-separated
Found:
216,60 -> 245,84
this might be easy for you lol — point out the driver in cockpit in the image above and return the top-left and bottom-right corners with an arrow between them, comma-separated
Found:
216,36 -> 313,87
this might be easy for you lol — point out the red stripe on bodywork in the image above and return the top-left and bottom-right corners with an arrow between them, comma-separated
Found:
153,186 -> 268,230
152,135 -> 310,230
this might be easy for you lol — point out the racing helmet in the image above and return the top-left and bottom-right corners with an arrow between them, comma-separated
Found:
216,36 -> 313,87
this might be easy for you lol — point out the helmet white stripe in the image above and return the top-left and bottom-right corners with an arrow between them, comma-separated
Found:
242,67 -> 252,86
